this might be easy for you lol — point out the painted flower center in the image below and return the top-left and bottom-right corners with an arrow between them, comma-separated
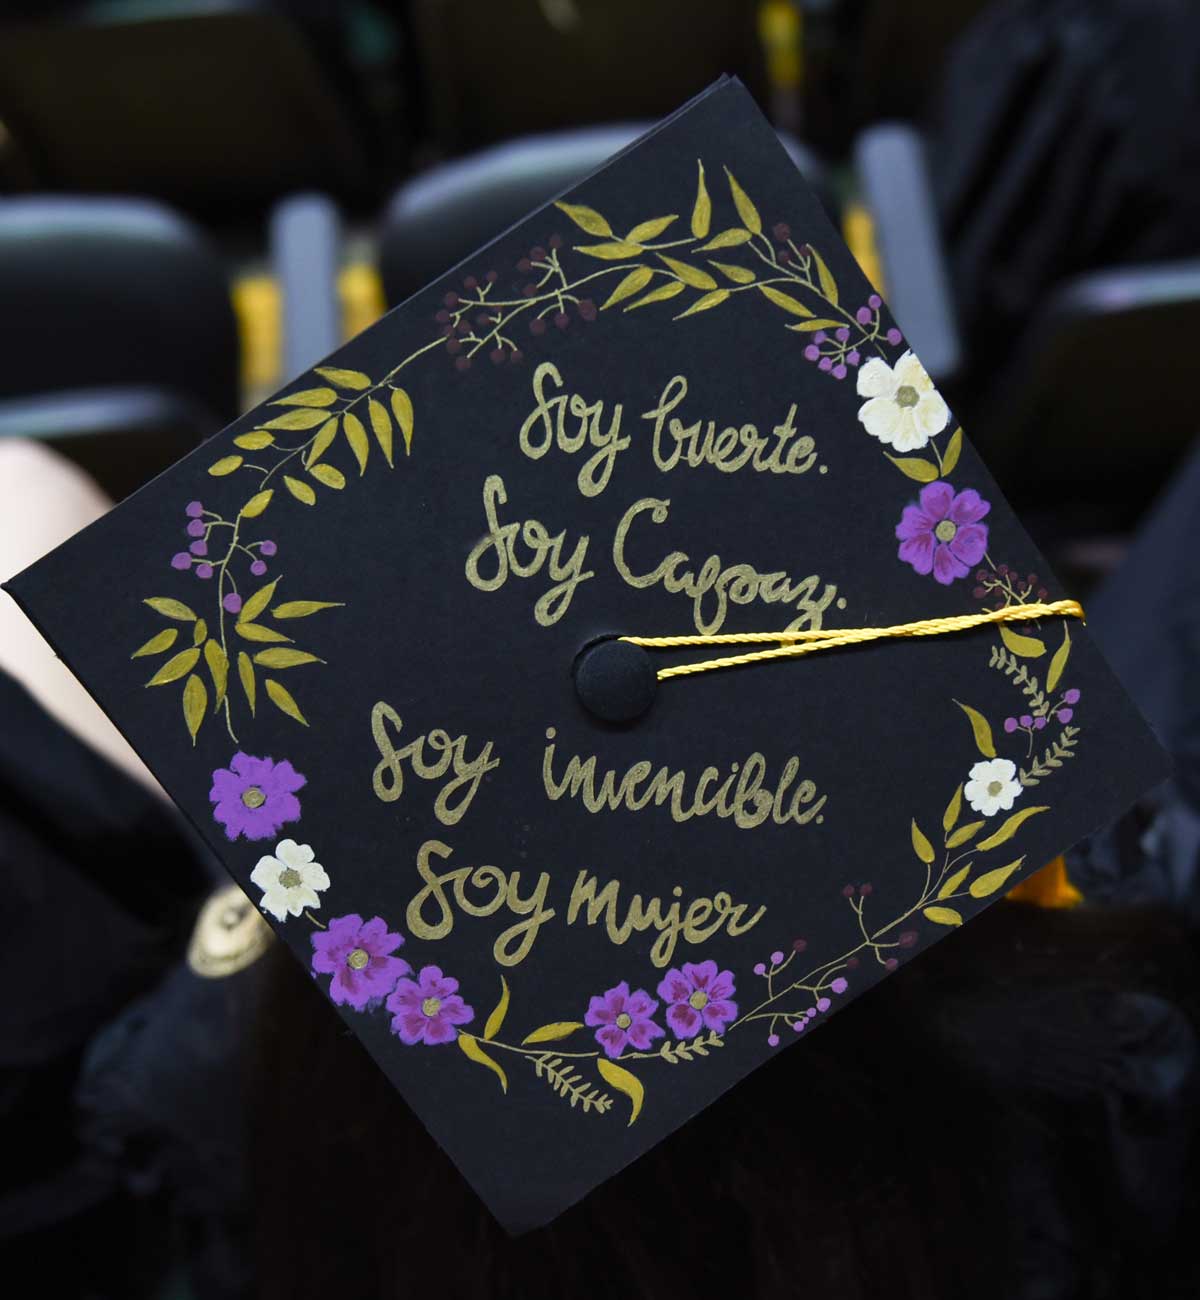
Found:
615,1012 -> 633,1029
987,780 -> 1004,796
347,948 -> 370,970
934,519 -> 957,543
688,990 -> 709,1011
421,996 -> 442,1018
278,867 -> 302,889
895,384 -> 920,408
241,785 -> 267,809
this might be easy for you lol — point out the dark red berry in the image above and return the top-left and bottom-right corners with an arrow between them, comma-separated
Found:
434,309 -> 450,325
490,348 -> 505,365
972,586 -> 986,598
554,312 -> 570,330
841,884 -> 855,898
485,270 -> 498,283
530,318 -> 546,336
859,883 -> 873,896
885,957 -> 899,971
476,312 -> 491,327
899,931 -> 918,948
549,234 -> 563,250
792,938 -> 807,952
530,245 -> 546,261
773,222 -> 791,241
463,275 -> 477,290
522,283 -> 537,298
455,319 -> 470,335
1037,587 -> 1049,601
577,299 -> 597,321
446,337 -> 461,354
846,957 -> 860,970
510,349 -> 524,364
442,324 -> 455,338
454,356 -> 471,372
444,291 -> 458,308
517,258 -> 532,273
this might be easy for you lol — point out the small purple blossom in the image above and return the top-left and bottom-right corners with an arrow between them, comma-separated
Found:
833,363 -> 847,380
189,539 -> 208,557
196,564 -> 214,579
387,966 -> 473,1045
250,559 -> 268,577
830,977 -> 849,994
816,997 -> 831,1012
223,593 -> 243,614
869,294 -> 882,309
835,327 -> 850,342
259,540 -> 277,557
1063,688 -> 1081,704
767,1033 -> 780,1047
814,330 -> 827,343
585,981 -> 664,1058
895,481 -> 990,585
1003,717 -> 1018,733
1035,716 -> 1047,730
1057,707 -> 1074,724
804,344 -> 820,361
818,357 -> 833,372
185,501 -> 204,517
171,552 -> 191,570
209,752 -> 306,841
187,518 -> 205,538
657,961 -> 737,1039
886,327 -> 903,345
856,306 -> 872,325
1019,714 -> 1033,728
847,350 -> 861,366
312,914 -> 410,1011
753,961 -> 767,975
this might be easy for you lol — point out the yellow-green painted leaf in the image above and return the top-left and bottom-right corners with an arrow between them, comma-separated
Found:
943,783 -> 963,833
521,1021 -> 585,1045
941,427 -> 963,476
946,820 -> 985,848
143,597 -> 196,621
343,412 -> 369,474
1047,623 -> 1072,693
1000,624 -> 1047,658
235,622 -> 292,643
699,227 -> 752,250
602,266 -> 653,310
261,408 -> 329,432
264,678 -> 307,726
368,398 -> 392,466
182,673 -> 206,745
759,284 -> 815,317
234,430 -> 274,450
922,906 -> 963,927
309,463 -> 345,489
483,974 -> 509,1041
626,214 -> 677,243
239,488 -> 273,519
885,453 -> 939,483
674,289 -> 729,319
911,818 -> 935,864
976,806 -> 1049,852
724,167 -> 761,234
208,455 -> 243,477
283,475 -> 316,505
690,161 -> 711,238
271,386 -> 337,407
131,627 -> 178,658
710,261 -> 755,284
574,240 -> 643,259
237,650 -> 255,715
937,864 -> 972,899
786,318 -> 844,332
625,280 -> 686,311
969,856 -> 1026,898
145,647 -> 200,686
239,578 -> 279,625
192,618 -> 207,646
658,255 -> 717,290
252,648 -> 322,669
955,699 -> 996,758
203,638 -> 227,709
812,247 -> 838,305
271,600 -> 343,619
554,201 -> 612,237
304,416 -> 339,467
457,1033 -> 507,1094
389,387 -> 413,456
596,1058 -> 644,1126
315,366 -> 370,391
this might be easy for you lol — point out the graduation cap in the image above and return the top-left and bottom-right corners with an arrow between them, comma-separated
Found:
5,79 -> 1167,1233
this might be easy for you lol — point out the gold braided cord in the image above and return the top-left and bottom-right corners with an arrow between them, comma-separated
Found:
621,599 -> 1085,681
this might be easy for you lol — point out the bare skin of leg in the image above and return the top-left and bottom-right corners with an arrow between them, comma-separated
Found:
0,439 -> 164,796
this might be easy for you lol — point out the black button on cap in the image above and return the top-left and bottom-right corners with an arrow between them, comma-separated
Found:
574,638 -> 657,723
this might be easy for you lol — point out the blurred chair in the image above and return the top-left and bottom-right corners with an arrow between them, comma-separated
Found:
0,197 -> 238,501
380,124 -> 832,307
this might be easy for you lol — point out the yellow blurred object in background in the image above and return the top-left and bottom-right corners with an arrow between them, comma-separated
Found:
1007,856 -> 1084,909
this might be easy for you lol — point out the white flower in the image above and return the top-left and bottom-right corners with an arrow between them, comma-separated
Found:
855,350 -> 949,452
250,838 -> 330,922
964,759 -> 1022,817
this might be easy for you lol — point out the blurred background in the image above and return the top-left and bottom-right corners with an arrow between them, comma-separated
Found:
2,2 -> 1200,1298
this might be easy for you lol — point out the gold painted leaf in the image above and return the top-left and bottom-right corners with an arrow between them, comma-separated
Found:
389,388 -> 413,456
131,627 -> 178,658
192,618 -> 207,646
1047,623 -> 1072,692
574,240 -> 643,260
203,638 -> 227,708
625,280 -> 686,311
674,289 -> 729,319
969,856 -> 1026,898
208,455 -> 243,477
938,864 -> 972,899
659,255 -> 717,290
943,783 -> 963,833
724,167 -> 762,234
271,386 -> 337,407
812,248 -> 839,305
262,408 -> 330,432
144,597 -> 196,621
626,214 -> 677,243
253,648 -> 322,669
235,623 -> 292,643
304,417 -> 339,467
596,1059 -> 644,1126
976,806 -> 1049,853
941,427 -> 963,476
946,820 -> 985,848
554,202 -> 613,237
786,318 -> 844,332
368,398 -> 393,466
955,699 -> 996,758
146,647 -> 200,686
690,161 -> 711,238
234,430 -> 274,450
457,1033 -> 508,1094
602,266 -> 653,310
284,475 -> 316,505
271,600 -> 343,618
699,228 -> 752,250
264,678 -> 308,726
237,650 -> 256,715
922,906 -> 963,927
309,463 -> 345,489
710,261 -> 755,284
483,974 -> 509,1041
240,489 -> 273,519
885,453 -> 939,483
1000,625 -> 1047,658
521,1021 -> 585,1045
182,673 -> 206,745
315,366 -> 370,390
911,819 -> 935,864
759,284 -> 814,317
239,578 -> 279,624
343,412 -> 369,474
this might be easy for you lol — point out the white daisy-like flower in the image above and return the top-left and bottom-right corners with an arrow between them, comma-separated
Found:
963,758 -> 1022,818
855,350 -> 949,452
250,838 -> 330,922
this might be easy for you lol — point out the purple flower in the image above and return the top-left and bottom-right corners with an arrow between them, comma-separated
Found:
187,518 -> 206,538
886,327 -> 903,345
585,981 -> 664,1058
1003,717 -> 1018,733
657,961 -> 737,1038
830,977 -> 849,994
196,564 -> 214,579
171,552 -> 191,570
189,539 -> 208,557
803,344 -> 820,361
209,752 -> 306,841
1057,707 -> 1074,723
895,481 -> 990,585
1063,688 -> 1081,704
223,592 -> 243,614
856,306 -> 872,325
259,540 -> 277,557
250,559 -> 268,577
835,327 -> 850,342
387,966 -> 473,1045
847,350 -> 861,366
312,914 -> 411,1011
869,294 -> 882,309
186,500 -> 204,518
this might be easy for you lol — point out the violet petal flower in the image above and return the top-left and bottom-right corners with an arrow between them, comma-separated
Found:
312,914 -> 410,1010
656,960 -> 737,1038
895,481 -> 991,585
387,965 -> 473,1044
209,752 -> 306,841
585,980 -> 665,1058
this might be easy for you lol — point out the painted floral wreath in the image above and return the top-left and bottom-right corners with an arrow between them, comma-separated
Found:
134,162 -> 1082,1125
